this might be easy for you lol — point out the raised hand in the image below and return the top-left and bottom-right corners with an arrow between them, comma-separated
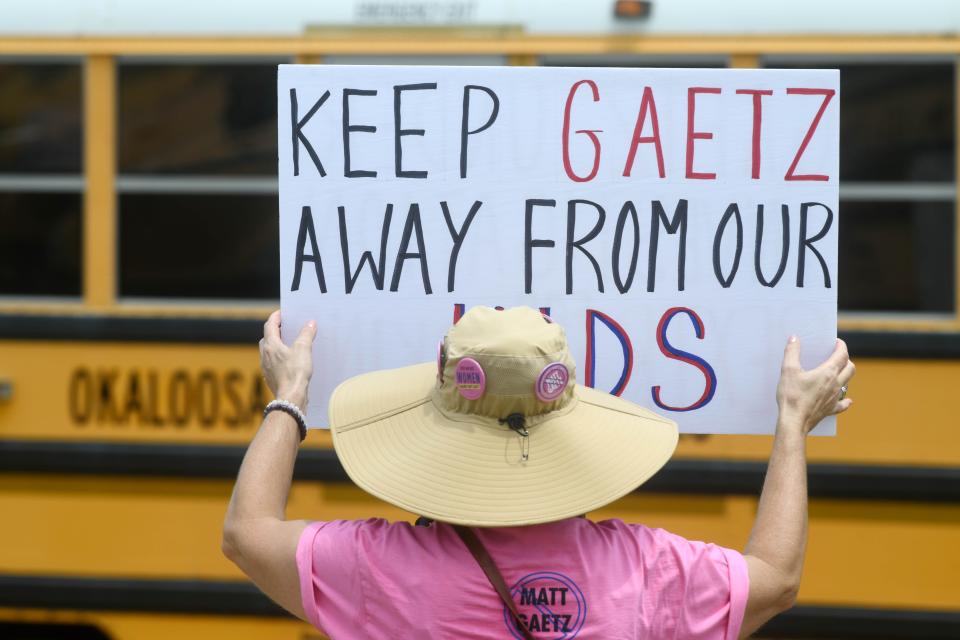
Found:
259,310 -> 316,411
776,337 -> 855,434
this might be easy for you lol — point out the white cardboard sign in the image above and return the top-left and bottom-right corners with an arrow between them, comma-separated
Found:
278,65 -> 839,434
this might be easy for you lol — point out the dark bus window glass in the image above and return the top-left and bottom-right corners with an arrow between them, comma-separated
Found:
119,194 -> 278,299
839,201 -> 954,313
766,62 -> 955,182
0,63 -> 82,173
118,63 -> 278,175
0,192 -> 81,295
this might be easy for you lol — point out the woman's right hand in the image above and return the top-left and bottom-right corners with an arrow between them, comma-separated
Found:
259,310 -> 316,411
776,336 -> 855,434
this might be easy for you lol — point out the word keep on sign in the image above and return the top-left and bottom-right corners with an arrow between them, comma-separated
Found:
278,65 -> 839,434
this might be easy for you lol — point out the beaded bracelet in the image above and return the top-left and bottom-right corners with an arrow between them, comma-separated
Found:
264,399 -> 308,442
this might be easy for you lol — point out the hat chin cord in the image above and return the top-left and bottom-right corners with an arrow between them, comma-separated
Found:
499,413 -> 530,461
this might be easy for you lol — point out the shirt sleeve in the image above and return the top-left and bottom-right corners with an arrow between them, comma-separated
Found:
296,519 -> 378,636
720,543 -> 749,639
668,529 -> 749,640
637,525 -> 750,640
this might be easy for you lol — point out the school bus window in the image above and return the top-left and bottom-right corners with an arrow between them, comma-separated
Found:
838,200 -> 954,313
0,61 -> 82,173
116,60 -> 283,301
118,62 -> 279,175
118,193 -> 279,300
0,61 -> 82,297
765,60 -> 955,183
791,62 -> 954,183
0,191 -> 82,296
763,58 -> 957,316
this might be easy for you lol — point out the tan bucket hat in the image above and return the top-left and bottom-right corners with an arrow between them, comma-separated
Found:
329,306 -> 678,527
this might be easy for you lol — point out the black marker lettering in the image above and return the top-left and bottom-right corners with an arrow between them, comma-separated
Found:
524,199 -> 557,294
342,88 -> 378,178
390,203 -> 433,293
612,200 -> 640,293
712,203 -> 744,288
393,83 -> 437,178
441,200 -> 482,292
648,199 -> 688,292
290,87 -> 330,176
291,206 -> 327,293
459,85 -> 500,178
755,204 -> 790,287
339,203 -> 392,293
566,199 -> 606,294
797,201 -> 833,288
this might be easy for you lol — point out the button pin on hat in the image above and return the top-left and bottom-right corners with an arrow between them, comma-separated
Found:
536,362 -> 569,402
455,358 -> 486,400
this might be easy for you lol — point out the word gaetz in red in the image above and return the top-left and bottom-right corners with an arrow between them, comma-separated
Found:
561,81 -> 835,183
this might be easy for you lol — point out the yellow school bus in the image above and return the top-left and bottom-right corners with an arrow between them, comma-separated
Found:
1,1 -> 958,638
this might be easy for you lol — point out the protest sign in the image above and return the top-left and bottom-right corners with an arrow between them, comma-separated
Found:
278,65 -> 839,434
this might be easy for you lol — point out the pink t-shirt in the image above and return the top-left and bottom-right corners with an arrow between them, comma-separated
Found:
296,517 -> 748,639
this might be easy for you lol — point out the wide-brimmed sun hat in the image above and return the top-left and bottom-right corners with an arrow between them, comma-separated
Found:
329,306 -> 679,527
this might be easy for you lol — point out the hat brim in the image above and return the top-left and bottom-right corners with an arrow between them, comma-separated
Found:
329,362 -> 679,527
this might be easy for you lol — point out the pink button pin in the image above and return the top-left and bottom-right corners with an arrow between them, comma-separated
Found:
455,358 -> 486,400
536,362 -> 569,402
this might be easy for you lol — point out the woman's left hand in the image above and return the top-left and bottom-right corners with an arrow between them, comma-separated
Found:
259,310 -> 316,411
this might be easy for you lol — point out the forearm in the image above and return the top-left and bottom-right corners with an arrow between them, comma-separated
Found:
220,408 -> 310,622
220,312 -> 314,620
740,338 -> 852,637
225,409 -> 302,525
745,416 -> 808,587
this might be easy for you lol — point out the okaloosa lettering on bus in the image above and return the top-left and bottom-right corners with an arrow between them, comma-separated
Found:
277,65 -> 839,435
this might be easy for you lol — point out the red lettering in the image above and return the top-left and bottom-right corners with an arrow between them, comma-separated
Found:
652,307 -> 717,412
562,80 -> 602,183
735,89 -> 773,179
784,88 -> 836,181
685,87 -> 721,180
622,86 -> 665,178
